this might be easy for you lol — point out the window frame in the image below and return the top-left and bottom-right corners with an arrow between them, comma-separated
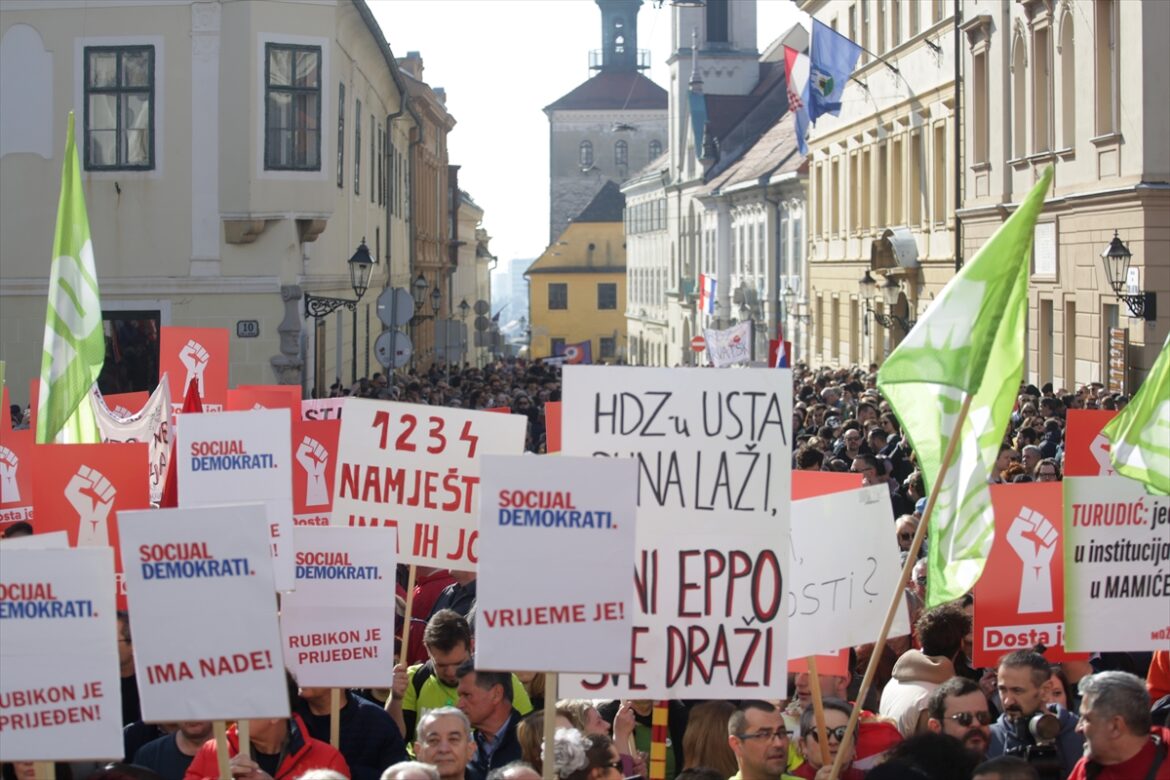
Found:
579,140 -> 594,168
83,44 -> 156,171
597,282 -> 618,310
263,42 -> 322,172
548,283 -> 569,310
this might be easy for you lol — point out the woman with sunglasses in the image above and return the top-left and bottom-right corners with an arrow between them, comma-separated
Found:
791,698 -> 863,779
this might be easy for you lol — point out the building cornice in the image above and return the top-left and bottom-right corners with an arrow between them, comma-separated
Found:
0,275 -> 282,297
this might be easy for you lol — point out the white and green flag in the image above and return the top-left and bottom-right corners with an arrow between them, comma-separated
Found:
36,112 -> 104,444
1102,333 -> 1169,495
878,167 -> 1053,607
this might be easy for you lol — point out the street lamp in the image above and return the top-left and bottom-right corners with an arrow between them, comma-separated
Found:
859,271 -> 915,331
1101,231 -> 1156,320
304,239 -> 375,384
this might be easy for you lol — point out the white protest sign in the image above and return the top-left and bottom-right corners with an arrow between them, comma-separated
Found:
302,398 -> 346,421
1063,476 -> 1170,651
331,399 -> 527,571
704,321 -> 753,367
0,531 -> 69,549
281,526 -> 397,686
558,365 -> 792,699
118,504 -> 288,721
476,455 -> 637,673
0,547 -> 123,761
177,408 -> 295,590
90,379 -> 173,504
788,485 -> 910,657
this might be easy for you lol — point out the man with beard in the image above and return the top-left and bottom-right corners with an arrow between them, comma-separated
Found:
988,651 -> 1083,778
926,677 -> 994,759
727,701 -> 800,780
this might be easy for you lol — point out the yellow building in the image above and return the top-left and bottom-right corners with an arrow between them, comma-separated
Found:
527,181 -> 627,363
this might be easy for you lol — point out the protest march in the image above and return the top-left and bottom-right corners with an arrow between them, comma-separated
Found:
3,70 -> 1170,780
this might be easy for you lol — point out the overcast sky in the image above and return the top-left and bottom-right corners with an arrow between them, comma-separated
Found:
370,0 -> 802,264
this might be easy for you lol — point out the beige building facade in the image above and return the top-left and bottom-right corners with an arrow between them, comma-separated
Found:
959,0 -> 1169,389
0,0 -> 414,401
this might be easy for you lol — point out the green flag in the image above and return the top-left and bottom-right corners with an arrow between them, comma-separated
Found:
1102,333 -> 1169,495
36,112 -> 104,444
878,166 -> 1053,607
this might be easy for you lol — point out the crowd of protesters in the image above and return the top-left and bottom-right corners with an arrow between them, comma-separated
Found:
3,359 -> 1166,780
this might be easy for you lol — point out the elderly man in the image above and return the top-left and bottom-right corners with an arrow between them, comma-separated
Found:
727,700 -> 799,780
455,659 -> 523,775
415,707 -> 479,780
1068,671 -> 1170,779
925,676 -> 994,759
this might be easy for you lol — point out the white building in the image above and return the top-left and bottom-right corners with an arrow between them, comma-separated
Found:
0,0 -> 413,400
959,0 -> 1168,388
451,190 -> 494,368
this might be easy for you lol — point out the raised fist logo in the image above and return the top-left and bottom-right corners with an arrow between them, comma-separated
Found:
67,466 -> 116,547
1089,432 -> 1115,476
296,436 -> 330,507
179,339 -> 209,396
1006,506 -> 1058,614
0,446 -> 21,503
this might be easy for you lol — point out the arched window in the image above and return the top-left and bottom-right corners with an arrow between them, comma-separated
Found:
615,140 -> 628,166
579,140 -> 593,168
649,139 -> 662,158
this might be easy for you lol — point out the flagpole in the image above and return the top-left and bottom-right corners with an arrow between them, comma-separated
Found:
827,392 -> 973,780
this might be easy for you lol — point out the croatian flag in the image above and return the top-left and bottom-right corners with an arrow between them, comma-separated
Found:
774,321 -> 790,369
699,273 -> 717,315
784,45 -> 811,155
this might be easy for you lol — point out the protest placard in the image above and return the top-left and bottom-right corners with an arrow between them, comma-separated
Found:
159,326 -> 229,411
32,443 -> 151,609
973,483 -> 1087,666
703,322 -> 753,367
177,409 -> 295,590
90,381 -> 173,504
1063,476 -> 1170,651
1063,409 -> 1119,477
545,401 -> 562,454
280,526 -> 396,686
478,455 -> 637,673
558,365 -> 791,698
118,504 -> 289,721
788,485 -> 910,657
293,418 -> 341,527
103,391 -> 149,418
228,385 -> 300,413
0,427 -> 34,528
0,547 -> 123,761
302,398 -> 346,421
0,531 -> 69,549
331,398 -> 527,570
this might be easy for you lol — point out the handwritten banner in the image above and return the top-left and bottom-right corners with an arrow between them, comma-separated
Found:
159,327 -> 229,412
0,428 -> 34,528
1063,476 -> 1170,651
293,418 -> 341,527
90,380 -> 173,505
789,485 -> 909,657
0,547 -> 123,761
479,455 -> 637,673
331,399 -> 527,570
280,526 -> 397,686
973,483 -> 1087,667
177,409 -> 295,590
703,322 -> 753,367
118,505 -> 288,721
558,366 -> 792,698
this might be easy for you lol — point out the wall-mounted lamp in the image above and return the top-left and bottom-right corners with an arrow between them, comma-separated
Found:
859,271 -> 916,331
1101,231 -> 1156,321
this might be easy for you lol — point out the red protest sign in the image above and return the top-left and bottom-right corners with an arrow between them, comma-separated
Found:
788,649 -> 850,676
545,401 -> 562,454
792,471 -> 862,500
972,483 -> 1088,667
0,428 -> 34,529
159,327 -> 229,411
229,385 -> 301,413
104,391 -> 150,418
292,418 -> 341,526
1063,409 -> 1118,477
31,443 -> 151,609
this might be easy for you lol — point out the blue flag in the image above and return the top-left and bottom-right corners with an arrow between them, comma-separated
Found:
808,19 -> 863,122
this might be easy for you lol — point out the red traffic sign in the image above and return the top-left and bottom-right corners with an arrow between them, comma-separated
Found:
690,335 -> 706,352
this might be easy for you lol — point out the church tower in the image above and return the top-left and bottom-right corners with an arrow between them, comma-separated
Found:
597,0 -> 642,72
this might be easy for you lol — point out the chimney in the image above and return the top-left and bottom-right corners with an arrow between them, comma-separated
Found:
398,51 -> 423,80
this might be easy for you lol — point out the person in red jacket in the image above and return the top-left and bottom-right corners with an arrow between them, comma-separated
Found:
183,712 -> 350,780
1068,671 -> 1170,780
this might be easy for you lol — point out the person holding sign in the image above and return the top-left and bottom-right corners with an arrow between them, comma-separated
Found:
132,721 -> 213,780
296,687 -> 408,780
184,709 -> 350,779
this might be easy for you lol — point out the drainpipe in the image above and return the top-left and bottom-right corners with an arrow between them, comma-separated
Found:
954,0 -> 964,271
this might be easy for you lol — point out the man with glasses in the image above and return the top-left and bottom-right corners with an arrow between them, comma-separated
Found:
791,698 -> 863,780
1033,458 -> 1061,482
925,677 -> 994,759
727,701 -> 800,780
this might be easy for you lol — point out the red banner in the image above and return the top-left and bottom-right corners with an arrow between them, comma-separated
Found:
545,401 -> 562,454
291,418 -> 341,526
32,443 -> 151,609
159,327 -> 229,411
972,483 -> 1088,667
0,428 -> 34,529
1063,409 -> 1118,477
228,385 -> 300,412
